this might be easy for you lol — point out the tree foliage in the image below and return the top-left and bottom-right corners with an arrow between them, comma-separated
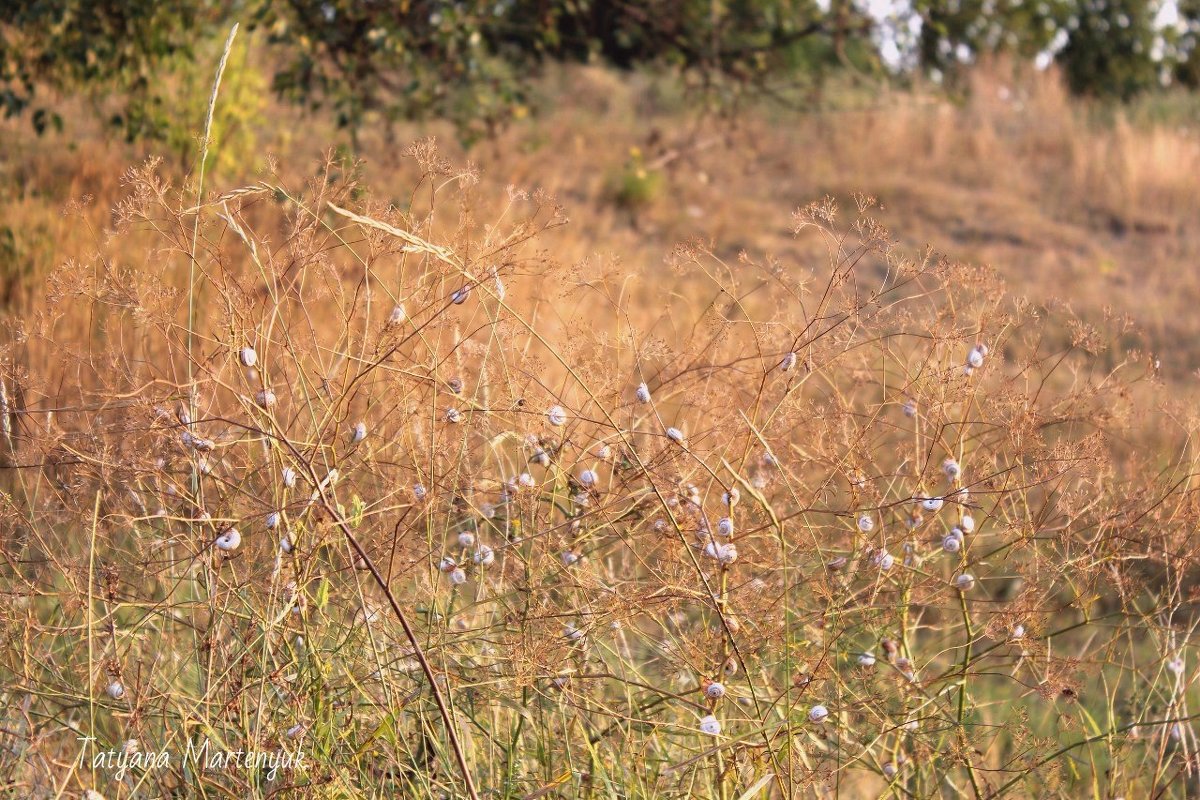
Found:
1,0 -> 1198,142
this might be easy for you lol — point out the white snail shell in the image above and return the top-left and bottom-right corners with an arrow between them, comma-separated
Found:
579,469 -> 598,487
282,467 -> 298,488
705,682 -> 727,699
473,545 -> 495,566
857,652 -> 877,667
388,304 -> 406,325
239,346 -> 258,368
451,286 -> 470,305
547,405 -> 567,426
857,514 -> 874,533
457,531 -> 475,548
955,573 -> 976,591
699,714 -> 722,736
216,528 -> 241,551
351,421 -> 367,443
779,351 -> 798,371
666,427 -> 686,445
636,383 -> 651,403
266,512 -> 280,530
717,517 -> 734,537
106,680 -> 126,700
808,704 -> 829,723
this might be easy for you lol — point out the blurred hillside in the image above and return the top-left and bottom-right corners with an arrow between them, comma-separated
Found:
2,61 -> 1199,382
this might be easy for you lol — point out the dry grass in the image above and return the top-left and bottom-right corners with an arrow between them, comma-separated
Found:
2,59 -> 1200,799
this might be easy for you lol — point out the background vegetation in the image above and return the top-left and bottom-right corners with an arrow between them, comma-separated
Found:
3,4 -> 1200,799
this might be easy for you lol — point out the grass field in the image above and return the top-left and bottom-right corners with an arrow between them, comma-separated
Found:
2,54 -> 1200,798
